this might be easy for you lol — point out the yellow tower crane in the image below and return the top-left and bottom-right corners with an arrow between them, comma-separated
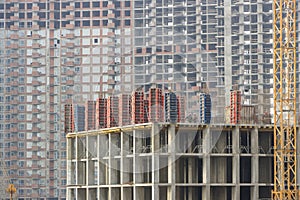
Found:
272,0 -> 299,199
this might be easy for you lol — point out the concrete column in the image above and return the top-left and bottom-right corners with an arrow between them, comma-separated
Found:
168,124 -> 176,199
188,158 -> 194,200
121,131 -> 124,199
87,188 -> 96,200
134,129 -> 143,199
232,127 -> 240,200
152,123 -> 159,200
108,134 -> 112,199
202,126 -> 210,199
251,127 -> 259,200
66,137 -> 72,186
224,0 -> 232,106
98,134 -> 108,185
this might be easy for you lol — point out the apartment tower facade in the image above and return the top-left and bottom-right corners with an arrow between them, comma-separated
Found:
0,0 -> 201,199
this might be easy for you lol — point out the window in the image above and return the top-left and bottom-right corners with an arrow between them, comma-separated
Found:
83,20 -> 90,26
75,21 -> 80,27
75,11 -> 80,17
38,3 -> 46,9
125,1 -> 131,7
83,11 -> 90,17
18,142 -> 24,148
103,1 -> 108,7
18,105 -> 25,111
125,20 -> 131,26
18,133 -> 25,139
83,2 -> 90,8
27,3 -> 32,9
125,10 -> 130,16
93,2 -> 100,7
18,124 -> 25,130
19,3 -> 25,9
93,20 -> 100,26
19,13 -> 25,18
18,152 -> 25,158
93,11 -> 100,17
75,2 -> 80,8
115,2 -> 120,8
61,179 -> 67,186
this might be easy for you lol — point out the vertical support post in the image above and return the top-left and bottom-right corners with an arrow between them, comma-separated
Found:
202,126 -> 210,200
151,123 -> 159,200
251,127 -> 259,200
232,127 -> 240,199
168,124 -> 176,199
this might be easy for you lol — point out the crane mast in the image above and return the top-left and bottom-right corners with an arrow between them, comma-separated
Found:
272,0 -> 299,199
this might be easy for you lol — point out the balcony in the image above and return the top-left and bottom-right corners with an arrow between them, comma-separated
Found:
32,34 -> 40,39
66,33 -> 75,39
31,62 -> 40,67
66,52 -> 74,57
65,15 -> 74,20
9,71 -> 18,77
32,99 -> 41,104
32,43 -> 41,49
32,90 -> 41,95
65,61 -> 74,66
66,70 -> 76,76
10,34 -> 19,40
66,42 -> 75,48
32,52 -> 41,58
32,6 -> 39,11
66,24 -> 75,29
32,15 -> 40,21
32,127 -> 41,132
8,43 -> 18,49
66,80 -> 74,85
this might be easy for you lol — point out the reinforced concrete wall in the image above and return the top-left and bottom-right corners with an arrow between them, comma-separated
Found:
67,123 -> 290,200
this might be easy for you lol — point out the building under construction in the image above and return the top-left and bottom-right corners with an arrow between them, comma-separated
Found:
66,122 -> 281,200
65,86 -> 276,200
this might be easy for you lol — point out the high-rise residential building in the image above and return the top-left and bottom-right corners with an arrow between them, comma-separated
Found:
0,0 -> 201,199
0,0 -> 299,199
204,0 -> 300,124
201,0 -> 275,123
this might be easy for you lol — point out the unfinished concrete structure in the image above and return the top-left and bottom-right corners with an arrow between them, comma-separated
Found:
66,123 -> 287,200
